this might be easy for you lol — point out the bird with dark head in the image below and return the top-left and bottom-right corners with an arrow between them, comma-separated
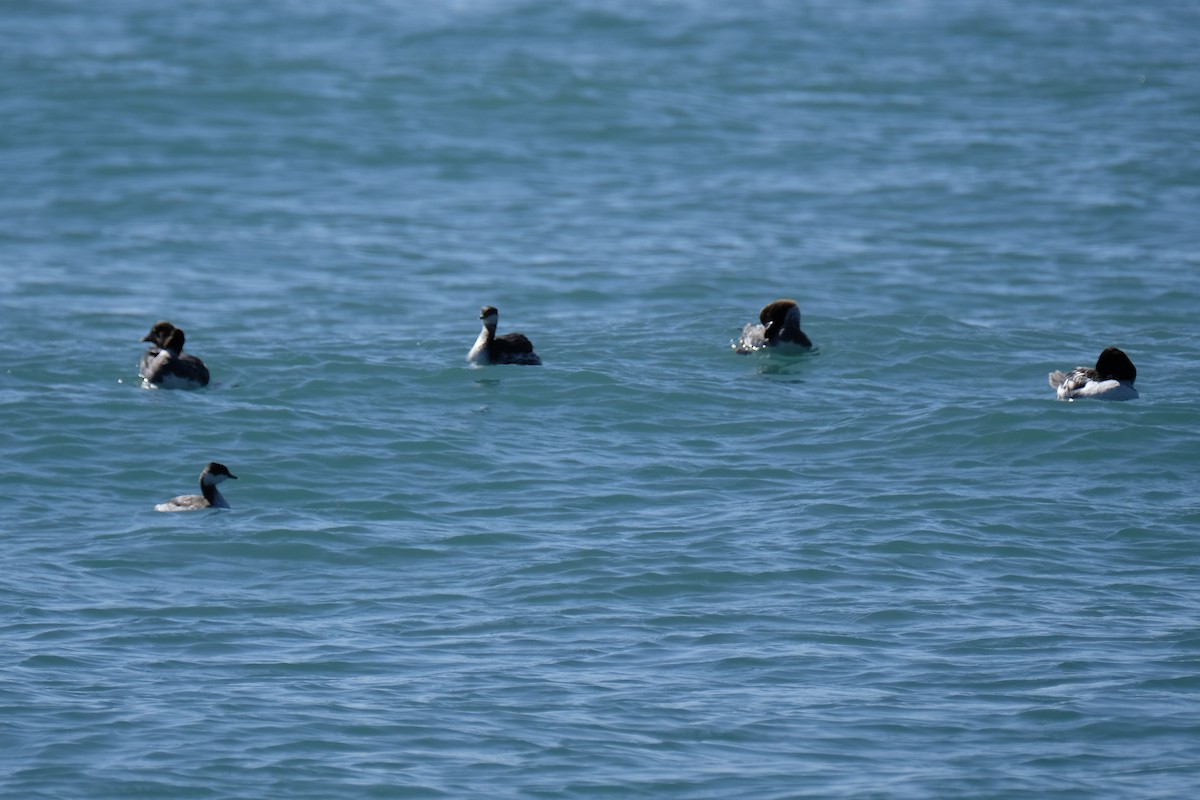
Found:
139,323 -> 211,389
467,305 -> 542,365
1048,346 -> 1138,401
735,298 -> 813,353
155,462 -> 238,512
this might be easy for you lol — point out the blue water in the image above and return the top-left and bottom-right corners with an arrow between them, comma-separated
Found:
3,1 -> 1200,797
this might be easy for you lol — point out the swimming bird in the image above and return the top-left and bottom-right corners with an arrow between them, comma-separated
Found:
155,462 -> 237,512
1048,347 -> 1139,401
735,298 -> 813,353
139,320 -> 176,377
467,306 -> 542,365
141,327 -> 211,389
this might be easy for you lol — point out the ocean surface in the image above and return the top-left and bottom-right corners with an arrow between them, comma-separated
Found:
3,1 -> 1199,797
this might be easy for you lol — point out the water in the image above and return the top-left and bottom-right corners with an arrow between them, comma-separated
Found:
3,1 -> 1200,797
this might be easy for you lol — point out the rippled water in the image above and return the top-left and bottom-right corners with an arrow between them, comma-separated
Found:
3,1 -> 1200,797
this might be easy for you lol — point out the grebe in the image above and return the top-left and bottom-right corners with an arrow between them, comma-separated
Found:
155,462 -> 237,512
467,306 -> 541,365
735,299 -> 813,353
141,327 -> 210,389
1049,347 -> 1138,401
